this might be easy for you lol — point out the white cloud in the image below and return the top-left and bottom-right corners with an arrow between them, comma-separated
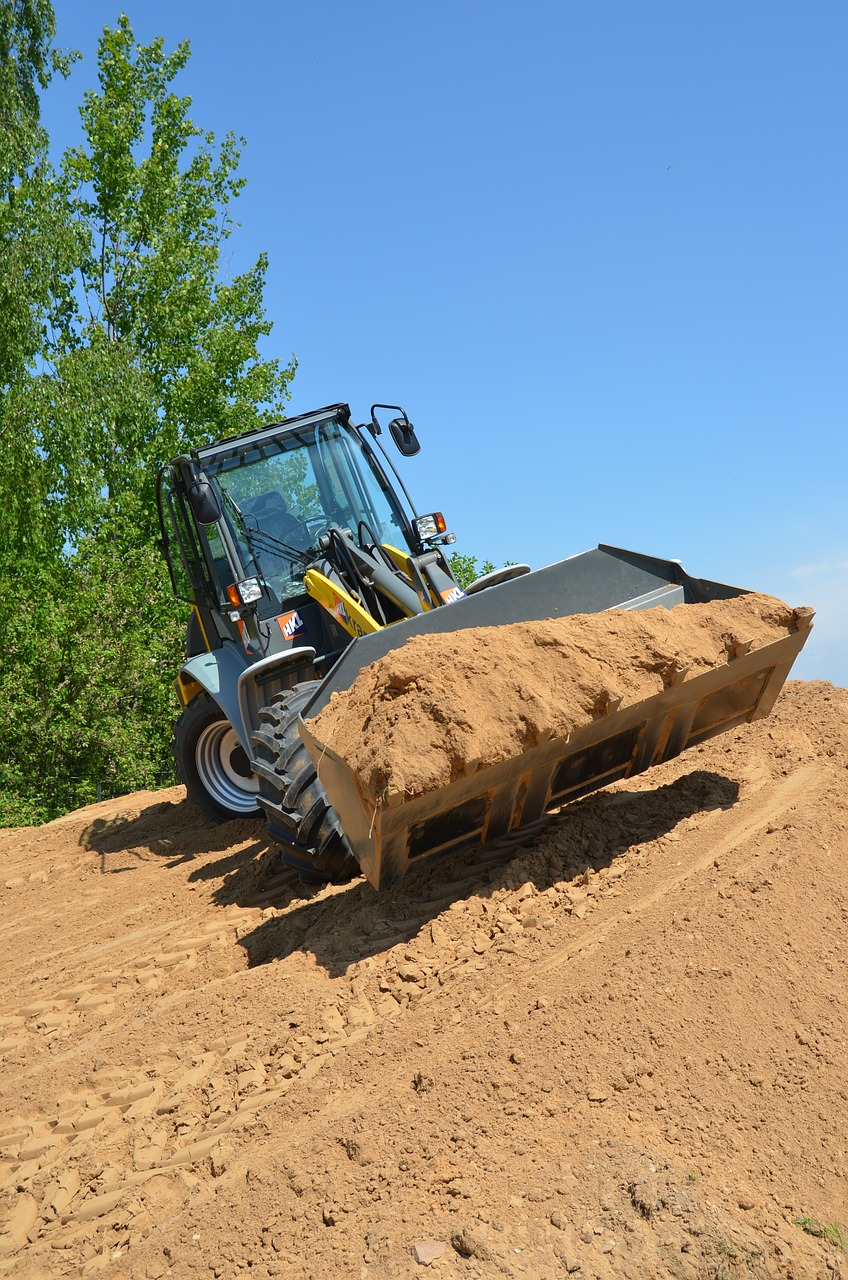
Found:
791,559 -> 848,580
765,559 -> 848,688
783,577 -> 848,688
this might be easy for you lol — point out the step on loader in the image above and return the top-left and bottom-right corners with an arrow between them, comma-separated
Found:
157,402 -> 813,889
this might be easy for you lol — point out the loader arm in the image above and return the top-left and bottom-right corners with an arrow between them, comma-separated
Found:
302,526 -> 464,639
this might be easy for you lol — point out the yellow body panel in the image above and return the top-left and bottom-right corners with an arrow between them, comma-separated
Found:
175,671 -> 204,708
381,543 -> 412,574
191,604 -> 212,652
381,544 -> 434,610
304,569 -> 383,639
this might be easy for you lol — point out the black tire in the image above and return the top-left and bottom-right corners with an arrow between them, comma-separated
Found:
252,682 -> 359,884
173,692 -> 262,823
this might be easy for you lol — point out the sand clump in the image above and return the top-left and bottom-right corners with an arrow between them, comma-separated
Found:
308,591 -> 804,804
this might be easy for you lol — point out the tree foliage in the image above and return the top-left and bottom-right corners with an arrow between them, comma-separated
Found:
448,552 -> 496,590
0,12 -> 295,825
0,0 -> 75,181
38,14 -> 295,548
0,0 -> 79,556
0,536 -> 185,824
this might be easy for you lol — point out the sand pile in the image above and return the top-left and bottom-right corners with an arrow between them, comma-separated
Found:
1,680 -> 847,1280
308,592 -> 804,805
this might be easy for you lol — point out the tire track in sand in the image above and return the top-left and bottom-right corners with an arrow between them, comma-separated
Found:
478,760 -> 822,1006
0,761 -> 824,1273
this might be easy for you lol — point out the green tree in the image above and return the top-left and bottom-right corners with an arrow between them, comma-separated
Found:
35,14 -> 295,548
0,0 -> 75,181
0,538 -> 185,824
0,0 -> 79,558
449,552 -> 496,591
0,15 -> 295,824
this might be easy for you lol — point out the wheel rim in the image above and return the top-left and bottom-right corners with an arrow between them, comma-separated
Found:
195,720 -> 260,815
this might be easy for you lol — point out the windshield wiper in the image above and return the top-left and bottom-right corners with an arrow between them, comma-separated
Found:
218,484 -> 313,571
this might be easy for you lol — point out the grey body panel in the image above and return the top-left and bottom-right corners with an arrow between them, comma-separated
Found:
182,644 -> 251,751
181,643 -> 318,752
236,647 -> 317,746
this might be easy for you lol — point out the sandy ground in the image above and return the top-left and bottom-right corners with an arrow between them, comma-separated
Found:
1,680 -> 847,1280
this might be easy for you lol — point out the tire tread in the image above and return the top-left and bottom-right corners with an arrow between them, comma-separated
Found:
253,682 -> 358,883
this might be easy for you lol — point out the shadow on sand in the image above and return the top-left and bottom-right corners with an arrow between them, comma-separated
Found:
77,769 -> 739,977
79,798 -> 267,870
227,768 -> 740,979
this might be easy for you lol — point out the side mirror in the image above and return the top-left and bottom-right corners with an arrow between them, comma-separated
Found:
370,403 -> 421,457
388,416 -> 420,457
186,466 -> 222,524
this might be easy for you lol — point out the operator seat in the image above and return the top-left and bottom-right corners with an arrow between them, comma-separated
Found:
242,491 -> 310,548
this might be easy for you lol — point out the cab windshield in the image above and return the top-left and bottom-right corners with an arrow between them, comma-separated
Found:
200,417 -> 413,599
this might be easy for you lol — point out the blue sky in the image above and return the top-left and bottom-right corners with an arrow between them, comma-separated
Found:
44,1 -> 846,683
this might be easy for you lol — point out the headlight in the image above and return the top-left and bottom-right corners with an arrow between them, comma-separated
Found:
226,577 -> 263,606
414,512 -> 447,540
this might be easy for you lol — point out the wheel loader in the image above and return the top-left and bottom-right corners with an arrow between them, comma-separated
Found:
157,401 -> 813,889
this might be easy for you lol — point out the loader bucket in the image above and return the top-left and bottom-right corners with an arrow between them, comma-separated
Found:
298,545 -> 813,890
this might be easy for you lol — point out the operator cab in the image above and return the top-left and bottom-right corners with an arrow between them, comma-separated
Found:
195,405 -> 415,604
157,403 -> 455,665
